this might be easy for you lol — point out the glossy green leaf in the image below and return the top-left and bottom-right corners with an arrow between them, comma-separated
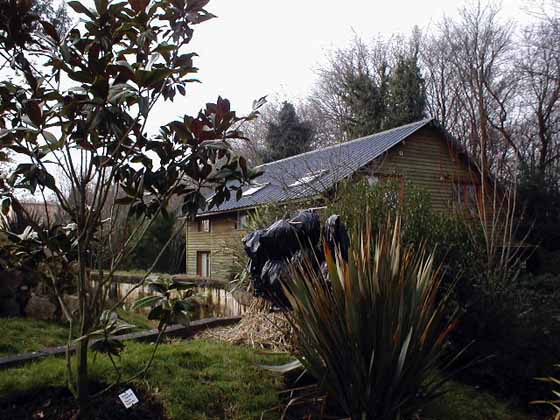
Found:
259,359 -> 303,373
132,295 -> 163,310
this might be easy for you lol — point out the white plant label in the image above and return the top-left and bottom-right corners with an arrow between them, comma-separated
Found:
118,388 -> 139,408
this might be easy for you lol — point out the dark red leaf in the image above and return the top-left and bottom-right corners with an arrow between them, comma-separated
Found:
40,21 -> 60,43
186,0 -> 210,12
128,0 -> 149,13
23,100 -> 42,127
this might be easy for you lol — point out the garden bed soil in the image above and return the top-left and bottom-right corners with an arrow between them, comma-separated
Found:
0,384 -> 167,420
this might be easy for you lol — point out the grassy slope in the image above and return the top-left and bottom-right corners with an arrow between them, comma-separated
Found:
0,340 -> 287,420
0,317 -> 69,357
0,312 -> 155,357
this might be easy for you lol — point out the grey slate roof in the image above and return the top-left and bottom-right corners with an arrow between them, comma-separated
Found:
200,118 -> 433,216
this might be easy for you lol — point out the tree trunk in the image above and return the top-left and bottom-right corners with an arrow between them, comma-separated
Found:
76,337 -> 90,419
76,241 -> 91,419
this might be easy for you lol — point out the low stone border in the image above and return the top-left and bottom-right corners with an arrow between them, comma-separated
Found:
0,315 -> 241,370
89,272 -> 224,287
89,272 -> 254,306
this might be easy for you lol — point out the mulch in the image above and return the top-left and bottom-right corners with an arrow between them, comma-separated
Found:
193,299 -> 294,351
0,384 -> 168,420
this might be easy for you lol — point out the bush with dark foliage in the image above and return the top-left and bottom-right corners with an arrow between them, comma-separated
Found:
449,272 -> 560,407
328,179 -> 560,409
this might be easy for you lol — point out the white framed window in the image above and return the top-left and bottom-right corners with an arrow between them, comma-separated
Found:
197,251 -> 211,277
288,169 -> 327,188
198,218 -> 210,232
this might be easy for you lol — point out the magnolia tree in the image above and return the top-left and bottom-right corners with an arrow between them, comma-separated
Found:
0,0 -> 262,415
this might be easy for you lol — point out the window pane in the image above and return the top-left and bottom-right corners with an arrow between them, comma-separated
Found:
197,251 -> 210,277
198,218 -> 210,232
236,213 -> 248,230
288,169 -> 327,187
454,183 -> 478,216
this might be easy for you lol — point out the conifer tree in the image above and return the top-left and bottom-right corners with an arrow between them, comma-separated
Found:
342,69 -> 388,138
263,102 -> 314,163
385,54 -> 426,127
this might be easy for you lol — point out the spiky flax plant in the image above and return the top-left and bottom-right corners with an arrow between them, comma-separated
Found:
283,216 -> 458,420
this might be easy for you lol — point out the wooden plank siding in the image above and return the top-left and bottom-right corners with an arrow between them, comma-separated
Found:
368,126 -> 480,213
184,126 -> 485,280
185,213 -> 247,280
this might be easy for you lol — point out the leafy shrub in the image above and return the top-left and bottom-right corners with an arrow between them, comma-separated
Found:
328,179 -> 437,245
517,172 -> 560,252
0,202 -> 76,317
127,214 -> 184,274
327,179 -> 477,286
536,248 -> 560,275
450,272 -> 560,404
444,185 -> 560,407
283,216 -> 458,420
327,179 -> 560,407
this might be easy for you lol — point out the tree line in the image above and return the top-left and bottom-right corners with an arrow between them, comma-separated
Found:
243,0 -> 560,250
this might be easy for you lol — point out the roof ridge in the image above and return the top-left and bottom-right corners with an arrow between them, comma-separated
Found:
255,118 -> 433,169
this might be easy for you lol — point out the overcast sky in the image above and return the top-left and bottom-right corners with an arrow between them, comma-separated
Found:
141,0 -> 531,133
7,0 -> 537,201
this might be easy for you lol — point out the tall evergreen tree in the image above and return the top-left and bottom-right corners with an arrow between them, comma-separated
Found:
386,54 -> 426,127
313,34 -> 427,142
263,102 -> 314,163
342,68 -> 388,138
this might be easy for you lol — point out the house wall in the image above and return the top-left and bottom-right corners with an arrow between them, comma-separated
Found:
184,126 -> 483,280
369,126 -> 479,212
185,213 -> 247,280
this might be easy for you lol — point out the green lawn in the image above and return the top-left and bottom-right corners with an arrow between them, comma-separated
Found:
0,340 -> 287,420
0,317 -> 534,419
0,311 -> 155,358
117,308 -> 158,330
0,317 -> 70,357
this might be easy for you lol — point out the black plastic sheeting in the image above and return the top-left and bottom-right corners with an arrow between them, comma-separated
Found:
242,210 -> 349,308
324,215 -> 350,263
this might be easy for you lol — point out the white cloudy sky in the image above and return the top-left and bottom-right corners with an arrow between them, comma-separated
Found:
141,0 -> 532,133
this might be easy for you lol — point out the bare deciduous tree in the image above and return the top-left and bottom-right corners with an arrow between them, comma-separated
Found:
516,17 -> 560,188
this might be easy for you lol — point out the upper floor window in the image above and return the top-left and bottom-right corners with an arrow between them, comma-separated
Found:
453,183 -> 479,216
198,218 -> 210,232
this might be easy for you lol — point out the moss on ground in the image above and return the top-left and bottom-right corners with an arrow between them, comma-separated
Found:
422,380 -> 530,420
0,340 -> 287,419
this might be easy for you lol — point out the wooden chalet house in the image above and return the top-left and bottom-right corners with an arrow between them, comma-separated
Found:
184,118 -> 485,280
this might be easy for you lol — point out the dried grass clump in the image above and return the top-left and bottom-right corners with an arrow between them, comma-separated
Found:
194,299 -> 293,352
